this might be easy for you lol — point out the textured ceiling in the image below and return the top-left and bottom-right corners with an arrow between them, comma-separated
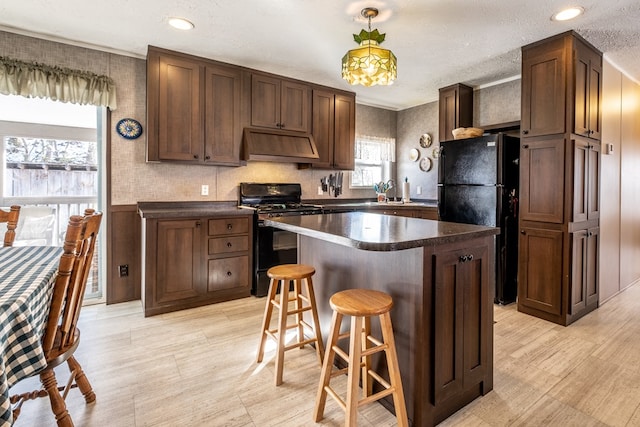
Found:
1,0 -> 639,110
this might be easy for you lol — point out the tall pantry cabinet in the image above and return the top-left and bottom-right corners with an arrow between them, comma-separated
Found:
518,31 -> 602,326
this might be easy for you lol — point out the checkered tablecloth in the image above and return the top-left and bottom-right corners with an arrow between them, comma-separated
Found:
0,246 -> 63,427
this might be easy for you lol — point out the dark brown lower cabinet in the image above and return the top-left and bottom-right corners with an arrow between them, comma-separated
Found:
433,243 -> 491,408
142,214 -> 253,316
570,227 -> 599,318
518,226 -> 564,318
155,219 -> 202,304
517,225 -> 599,325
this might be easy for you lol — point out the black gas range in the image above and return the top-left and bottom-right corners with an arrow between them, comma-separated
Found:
239,183 -> 323,296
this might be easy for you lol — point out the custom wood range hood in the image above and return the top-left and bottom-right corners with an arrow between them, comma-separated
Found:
242,127 -> 320,163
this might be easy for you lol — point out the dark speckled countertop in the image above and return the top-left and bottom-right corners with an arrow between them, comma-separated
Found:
264,211 -> 499,251
137,201 -> 253,219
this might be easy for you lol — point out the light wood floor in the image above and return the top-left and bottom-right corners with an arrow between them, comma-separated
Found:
11,281 -> 640,426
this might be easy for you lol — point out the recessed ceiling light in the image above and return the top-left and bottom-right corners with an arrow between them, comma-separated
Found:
168,17 -> 195,30
552,6 -> 585,21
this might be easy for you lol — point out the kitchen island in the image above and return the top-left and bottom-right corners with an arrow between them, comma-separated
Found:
264,212 -> 498,427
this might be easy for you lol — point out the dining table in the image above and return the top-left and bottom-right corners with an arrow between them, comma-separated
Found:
0,245 -> 63,427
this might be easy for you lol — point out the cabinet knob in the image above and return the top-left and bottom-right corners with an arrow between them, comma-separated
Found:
227,242 -> 232,248
226,271 -> 232,277
195,221 -> 201,227
193,154 -> 199,159
523,130 -> 529,135
279,123 -> 285,129
227,224 -> 233,230
522,144 -> 529,149
205,155 -> 211,160
521,229 -> 526,235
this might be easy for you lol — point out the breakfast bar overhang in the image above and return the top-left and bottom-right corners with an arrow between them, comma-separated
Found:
264,211 -> 499,427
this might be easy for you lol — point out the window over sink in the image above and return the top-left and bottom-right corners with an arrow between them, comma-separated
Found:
350,135 -> 395,188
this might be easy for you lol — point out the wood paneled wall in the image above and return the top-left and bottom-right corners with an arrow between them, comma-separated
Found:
600,60 -> 640,303
107,205 -> 141,303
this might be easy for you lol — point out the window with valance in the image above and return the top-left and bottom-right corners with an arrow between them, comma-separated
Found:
0,56 -> 117,110
351,135 -> 395,188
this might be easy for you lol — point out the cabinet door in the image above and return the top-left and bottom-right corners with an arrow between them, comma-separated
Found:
157,55 -> 204,161
574,41 -> 602,140
156,219 -> 203,303
520,138 -> 566,223
570,227 -> 599,315
333,93 -> 356,170
204,64 -> 242,165
573,139 -> 601,222
588,142 -> 600,219
586,227 -> 599,308
438,84 -> 473,142
588,56 -> 602,140
280,80 -> 310,132
570,229 -> 588,315
311,90 -> 334,168
518,227 -> 564,316
521,41 -> 566,137
433,244 -> 489,404
573,139 -> 589,222
251,74 -> 280,129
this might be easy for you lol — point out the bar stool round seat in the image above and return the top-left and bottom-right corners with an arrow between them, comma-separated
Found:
314,288 -> 408,427
256,264 -> 325,386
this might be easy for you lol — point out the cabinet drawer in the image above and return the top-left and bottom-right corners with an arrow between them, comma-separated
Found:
209,235 -> 249,255
208,256 -> 249,292
209,217 -> 250,235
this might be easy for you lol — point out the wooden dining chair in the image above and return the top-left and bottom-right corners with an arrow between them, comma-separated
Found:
10,209 -> 103,427
0,205 -> 21,247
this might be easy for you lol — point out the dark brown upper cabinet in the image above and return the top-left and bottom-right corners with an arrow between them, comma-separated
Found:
438,83 -> 473,142
521,31 -> 602,140
251,73 -> 311,133
146,46 -> 243,166
312,90 -> 356,170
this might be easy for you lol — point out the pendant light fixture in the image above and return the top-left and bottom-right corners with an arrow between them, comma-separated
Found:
342,7 -> 397,87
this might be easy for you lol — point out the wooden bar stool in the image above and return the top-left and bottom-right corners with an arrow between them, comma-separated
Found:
256,264 -> 325,386
314,289 -> 408,427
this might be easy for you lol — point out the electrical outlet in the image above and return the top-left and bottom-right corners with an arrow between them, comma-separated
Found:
118,264 -> 129,277
416,185 -> 422,195
201,184 -> 209,196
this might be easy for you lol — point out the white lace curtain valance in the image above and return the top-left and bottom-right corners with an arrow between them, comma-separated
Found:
354,135 -> 396,163
0,56 -> 117,110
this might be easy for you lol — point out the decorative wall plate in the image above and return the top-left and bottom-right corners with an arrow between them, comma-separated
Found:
419,157 -> 433,172
420,133 -> 432,148
409,148 -> 420,162
116,118 -> 143,139
432,146 -> 441,159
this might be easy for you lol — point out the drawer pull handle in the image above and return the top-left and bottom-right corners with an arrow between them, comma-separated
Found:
226,271 -> 232,277
227,242 -> 232,248
459,254 -> 474,263
227,224 -> 233,230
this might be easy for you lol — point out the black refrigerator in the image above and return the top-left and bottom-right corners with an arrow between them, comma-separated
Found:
437,133 -> 520,304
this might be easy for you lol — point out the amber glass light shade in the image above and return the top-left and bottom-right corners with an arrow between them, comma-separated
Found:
342,40 -> 397,86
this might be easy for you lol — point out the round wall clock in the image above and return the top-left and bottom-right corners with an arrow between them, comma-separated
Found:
116,118 -> 143,139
